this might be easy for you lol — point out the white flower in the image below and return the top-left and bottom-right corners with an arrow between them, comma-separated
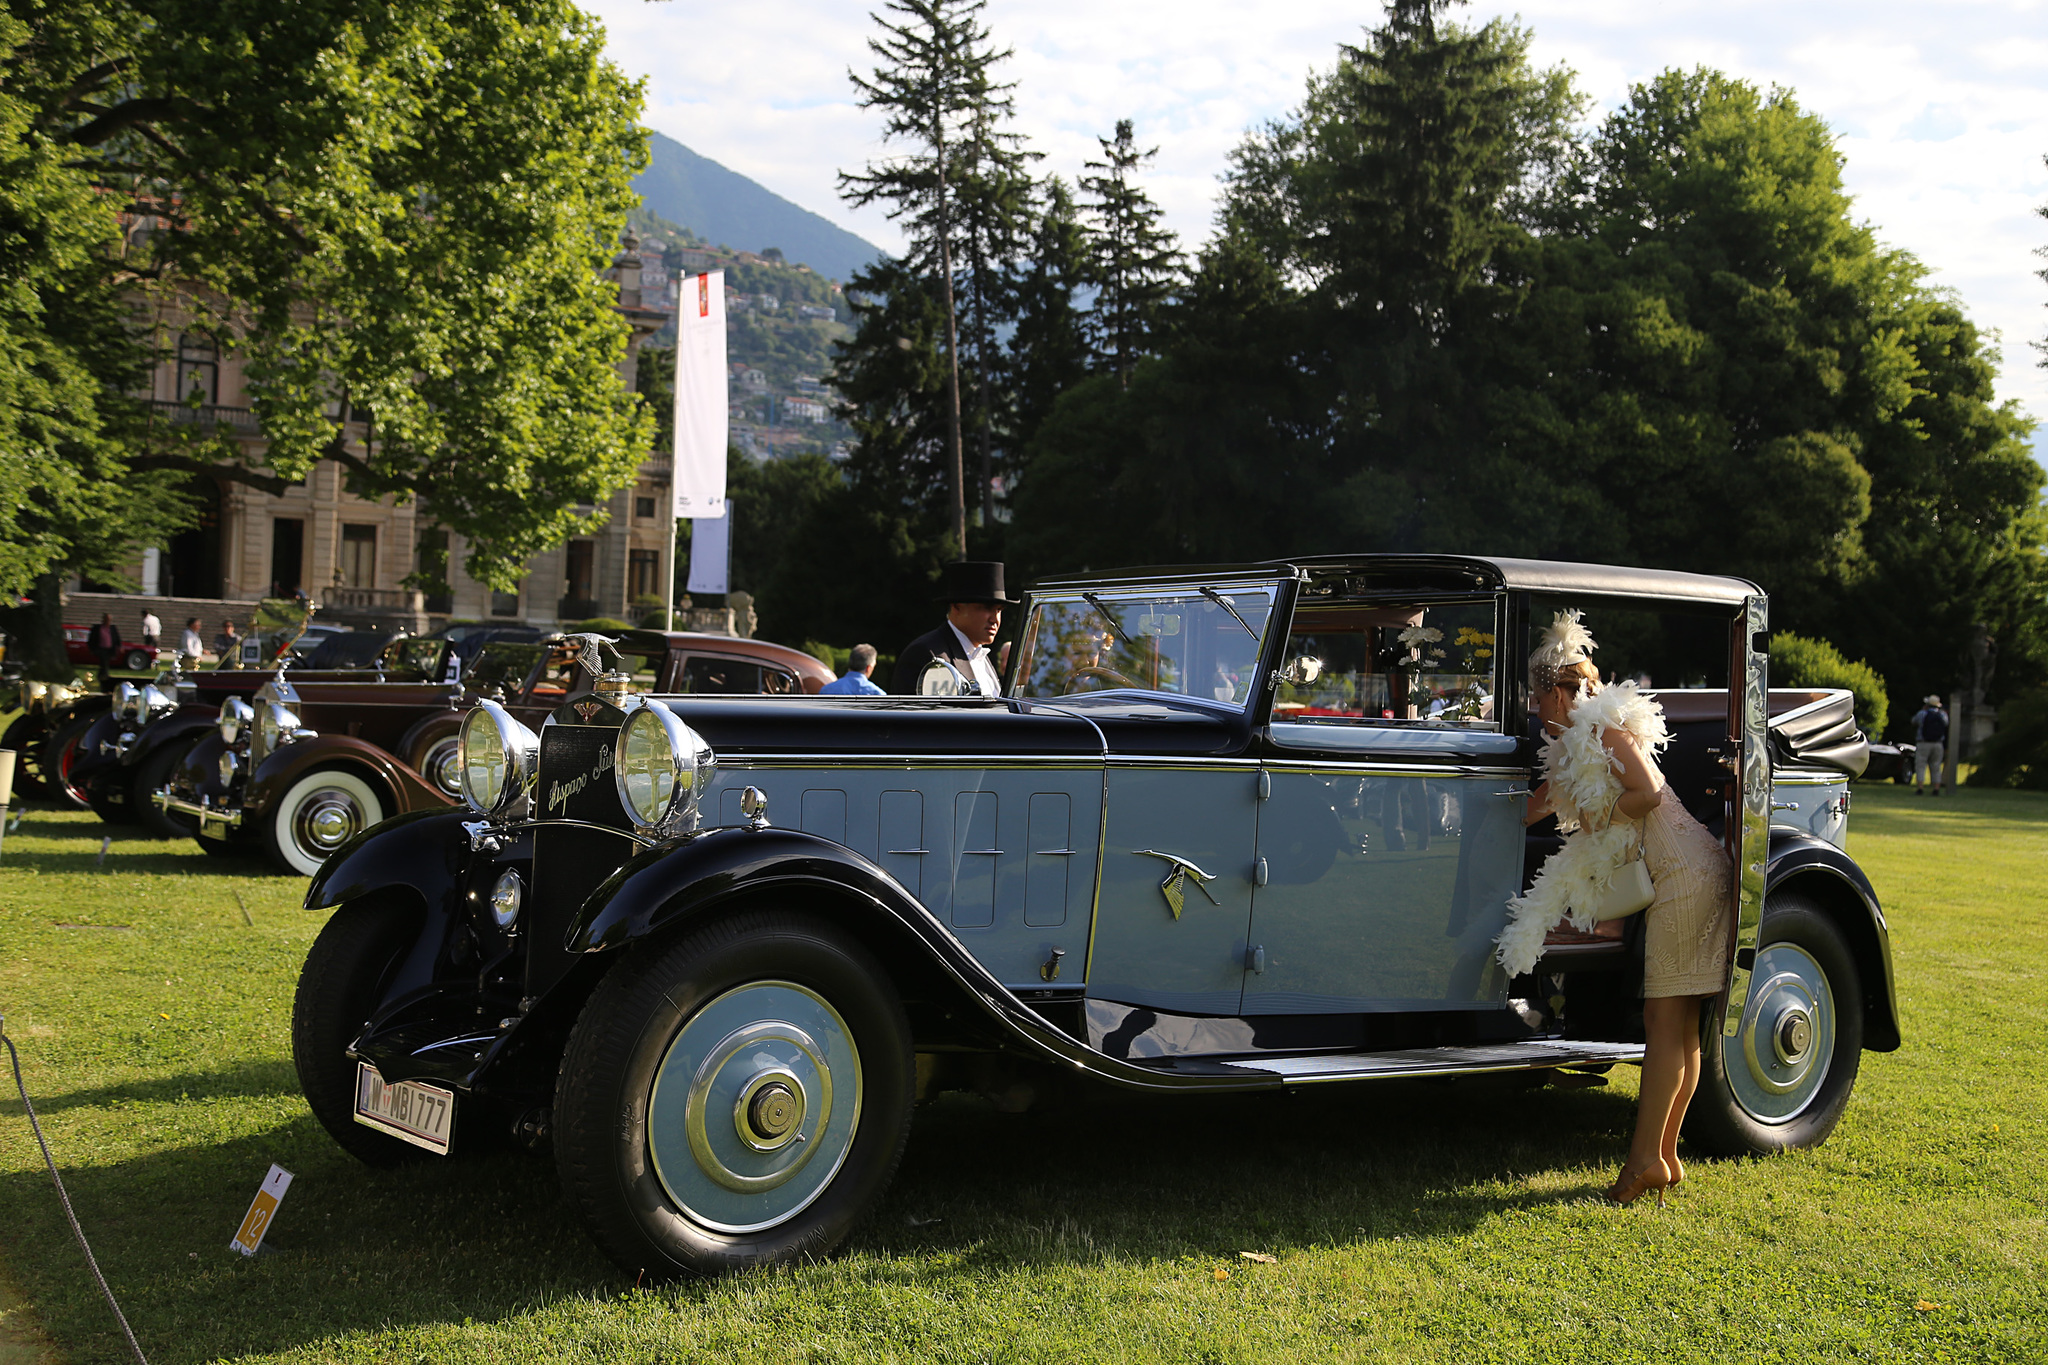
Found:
1397,625 -> 1442,650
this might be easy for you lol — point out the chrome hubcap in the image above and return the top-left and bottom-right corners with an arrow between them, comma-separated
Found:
648,981 -> 862,1234
423,738 -> 463,798
1730,942 -> 1835,1123
295,790 -> 365,854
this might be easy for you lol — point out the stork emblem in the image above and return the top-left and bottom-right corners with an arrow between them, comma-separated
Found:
1132,850 -> 1222,919
573,699 -> 603,722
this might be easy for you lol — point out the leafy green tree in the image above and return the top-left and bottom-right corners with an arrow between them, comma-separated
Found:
9,0 -> 652,594
1003,177 -> 1093,462
1769,631 -> 1888,736
1078,121 -> 1181,385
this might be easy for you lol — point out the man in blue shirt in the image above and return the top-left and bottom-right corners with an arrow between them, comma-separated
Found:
820,642 -> 885,696
1910,694 -> 1949,795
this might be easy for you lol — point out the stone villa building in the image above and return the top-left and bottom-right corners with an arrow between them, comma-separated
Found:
68,239 -> 680,638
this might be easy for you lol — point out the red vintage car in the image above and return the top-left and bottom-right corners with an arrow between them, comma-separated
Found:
64,624 -> 161,672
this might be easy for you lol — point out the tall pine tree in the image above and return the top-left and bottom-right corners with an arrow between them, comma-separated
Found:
1078,120 -> 1181,386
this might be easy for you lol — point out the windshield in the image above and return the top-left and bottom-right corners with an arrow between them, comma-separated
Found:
1013,582 -> 1280,705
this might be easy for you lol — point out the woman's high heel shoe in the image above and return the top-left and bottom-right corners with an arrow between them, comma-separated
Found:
1604,1160 -> 1670,1207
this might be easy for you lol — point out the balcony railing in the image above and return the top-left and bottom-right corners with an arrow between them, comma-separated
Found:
144,400 -> 263,433
321,587 -> 425,612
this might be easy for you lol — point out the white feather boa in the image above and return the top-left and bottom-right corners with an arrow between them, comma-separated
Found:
1494,683 -> 1672,978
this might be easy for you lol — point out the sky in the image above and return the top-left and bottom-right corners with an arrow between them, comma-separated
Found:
588,0 -> 2048,446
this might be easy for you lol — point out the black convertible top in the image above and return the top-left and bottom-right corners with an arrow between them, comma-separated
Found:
1034,554 -> 1759,608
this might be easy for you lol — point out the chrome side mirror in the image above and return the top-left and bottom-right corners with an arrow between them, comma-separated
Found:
919,657 -> 979,697
1281,655 -> 1324,686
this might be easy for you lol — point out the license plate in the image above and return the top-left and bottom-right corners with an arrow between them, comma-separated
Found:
352,1062 -> 455,1154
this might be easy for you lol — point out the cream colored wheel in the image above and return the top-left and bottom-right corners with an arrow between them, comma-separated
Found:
266,770 -> 384,876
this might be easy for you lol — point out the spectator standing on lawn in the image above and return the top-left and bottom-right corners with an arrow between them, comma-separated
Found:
820,643 -> 886,695
139,608 -> 161,648
180,617 -> 205,661
213,619 -> 240,661
87,613 -> 121,674
1911,695 -> 1949,796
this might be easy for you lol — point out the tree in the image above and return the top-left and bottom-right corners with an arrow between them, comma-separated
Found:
1078,120 -> 1181,385
6,0 -> 653,593
1003,177 -> 1093,460
841,0 -> 1024,555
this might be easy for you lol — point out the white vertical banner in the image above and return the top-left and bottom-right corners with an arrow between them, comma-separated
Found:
687,510 -> 730,596
673,269 -> 728,520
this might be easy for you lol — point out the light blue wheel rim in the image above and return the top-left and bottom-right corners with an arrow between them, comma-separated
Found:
1729,943 -> 1835,1124
647,981 -> 863,1234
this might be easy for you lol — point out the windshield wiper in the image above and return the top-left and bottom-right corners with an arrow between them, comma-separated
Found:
1200,587 -> 1258,638
1081,593 -> 1135,645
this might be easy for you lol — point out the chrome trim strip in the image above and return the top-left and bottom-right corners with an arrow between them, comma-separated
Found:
1259,760 -> 1529,779
717,756 -> 1105,770
1771,772 -> 1846,787
1723,595 -> 1771,1038
462,816 -> 653,852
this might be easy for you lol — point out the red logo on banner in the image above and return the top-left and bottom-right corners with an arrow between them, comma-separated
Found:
698,273 -> 710,318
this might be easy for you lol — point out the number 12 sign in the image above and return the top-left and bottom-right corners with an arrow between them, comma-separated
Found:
230,1164 -> 294,1257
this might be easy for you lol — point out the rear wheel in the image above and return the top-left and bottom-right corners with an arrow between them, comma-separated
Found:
1686,894 -> 1864,1155
292,896 -> 432,1167
263,769 -> 385,876
1,717 -> 50,799
121,648 -> 151,671
554,909 -> 914,1279
410,731 -> 463,800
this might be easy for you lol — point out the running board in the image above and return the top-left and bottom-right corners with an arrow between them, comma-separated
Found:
1141,1038 -> 1644,1084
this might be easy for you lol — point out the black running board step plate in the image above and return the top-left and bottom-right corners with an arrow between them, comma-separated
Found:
1215,1039 -> 1644,1084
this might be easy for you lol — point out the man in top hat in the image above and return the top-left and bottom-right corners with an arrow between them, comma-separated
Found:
892,561 -> 1019,696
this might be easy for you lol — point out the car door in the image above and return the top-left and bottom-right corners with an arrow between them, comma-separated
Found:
1241,595 -> 1527,1013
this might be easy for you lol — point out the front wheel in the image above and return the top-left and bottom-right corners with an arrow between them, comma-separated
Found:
43,715 -> 96,811
131,740 -> 200,840
1686,894 -> 1864,1156
292,895 -> 433,1167
263,768 -> 386,876
553,909 -> 914,1279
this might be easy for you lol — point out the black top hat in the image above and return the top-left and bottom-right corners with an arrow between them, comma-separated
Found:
933,561 -> 1019,606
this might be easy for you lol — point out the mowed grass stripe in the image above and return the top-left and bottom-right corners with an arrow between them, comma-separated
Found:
0,788 -> 2042,1363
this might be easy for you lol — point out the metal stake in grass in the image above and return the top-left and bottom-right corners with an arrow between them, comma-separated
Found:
97,836 -> 113,871
232,890 -> 253,927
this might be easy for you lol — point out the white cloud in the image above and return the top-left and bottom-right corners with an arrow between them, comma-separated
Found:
588,0 -> 2048,441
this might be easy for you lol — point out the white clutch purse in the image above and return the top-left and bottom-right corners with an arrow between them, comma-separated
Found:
1588,797 -> 1655,922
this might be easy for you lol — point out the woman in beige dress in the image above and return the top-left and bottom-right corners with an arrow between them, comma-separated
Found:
1497,611 -> 1734,1206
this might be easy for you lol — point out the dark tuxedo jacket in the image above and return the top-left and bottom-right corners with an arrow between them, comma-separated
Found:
891,623 -> 977,695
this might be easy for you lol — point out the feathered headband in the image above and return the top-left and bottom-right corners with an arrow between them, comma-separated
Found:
1528,608 -> 1597,692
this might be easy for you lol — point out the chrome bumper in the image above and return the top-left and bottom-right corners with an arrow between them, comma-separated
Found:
152,789 -> 243,827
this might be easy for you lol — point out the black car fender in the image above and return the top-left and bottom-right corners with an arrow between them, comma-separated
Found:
306,806 -> 476,916
1766,830 -> 1900,1051
567,825 -> 1266,1093
116,704 -> 219,770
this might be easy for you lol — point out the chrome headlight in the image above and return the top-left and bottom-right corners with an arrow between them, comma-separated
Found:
140,683 -> 176,719
219,696 -> 254,746
252,702 -> 303,766
614,700 -> 715,834
459,699 -> 539,819
113,682 -> 141,720
23,680 -> 46,709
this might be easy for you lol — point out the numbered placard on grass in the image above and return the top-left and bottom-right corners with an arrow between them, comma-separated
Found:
229,1164 -> 293,1257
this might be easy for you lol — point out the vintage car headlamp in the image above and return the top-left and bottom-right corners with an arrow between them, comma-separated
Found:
219,696 -> 254,746
256,702 -> 301,752
614,700 -> 715,834
46,682 -> 74,710
218,750 -> 239,786
23,680 -> 46,709
459,699 -> 539,820
140,683 -> 176,719
489,869 -> 523,930
113,682 -> 142,721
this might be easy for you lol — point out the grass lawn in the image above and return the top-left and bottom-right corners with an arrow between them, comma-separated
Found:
1,783 -> 2043,1364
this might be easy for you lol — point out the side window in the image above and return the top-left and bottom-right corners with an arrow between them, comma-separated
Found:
680,656 -> 766,694
1275,599 -> 1499,728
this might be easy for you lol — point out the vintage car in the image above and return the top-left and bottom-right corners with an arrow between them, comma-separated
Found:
0,678 -> 101,802
161,631 -> 833,874
290,556 -> 1896,1279
56,633 -> 457,831
63,624 -> 159,672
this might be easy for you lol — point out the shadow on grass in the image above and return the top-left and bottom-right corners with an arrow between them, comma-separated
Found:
1,811 -> 288,881
0,1059 -> 300,1118
1,1067 -> 1641,1363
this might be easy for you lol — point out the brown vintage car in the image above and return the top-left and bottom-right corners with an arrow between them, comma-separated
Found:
155,630 -> 834,874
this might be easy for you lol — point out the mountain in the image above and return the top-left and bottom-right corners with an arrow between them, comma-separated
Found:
632,132 -> 886,284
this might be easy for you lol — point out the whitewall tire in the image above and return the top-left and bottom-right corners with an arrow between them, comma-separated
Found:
265,769 -> 385,876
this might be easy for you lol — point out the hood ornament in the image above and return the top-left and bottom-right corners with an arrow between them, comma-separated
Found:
573,698 -> 603,722
1132,849 -> 1221,919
